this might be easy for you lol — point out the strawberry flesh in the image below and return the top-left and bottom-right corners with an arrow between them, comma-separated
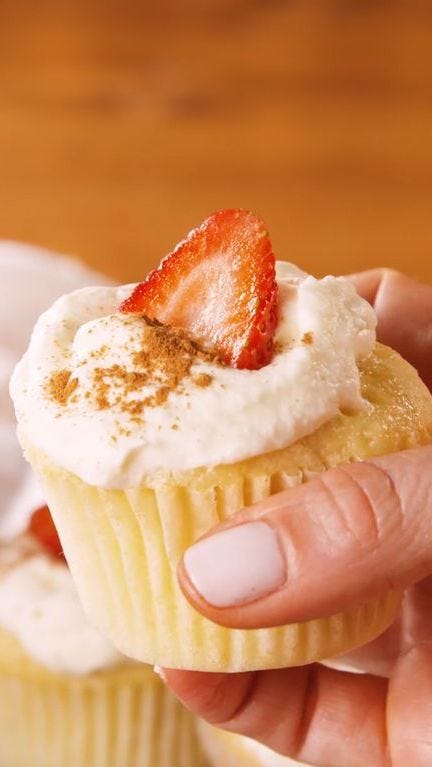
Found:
120,209 -> 278,369
29,505 -> 64,560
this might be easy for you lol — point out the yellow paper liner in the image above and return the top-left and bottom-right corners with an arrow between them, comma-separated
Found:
31,458 -> 401,671
0,628 -> 205,767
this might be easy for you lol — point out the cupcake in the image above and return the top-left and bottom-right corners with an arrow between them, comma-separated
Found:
10,209 -> 432,671
198,720 -> 307,767
0,505 -> 205,767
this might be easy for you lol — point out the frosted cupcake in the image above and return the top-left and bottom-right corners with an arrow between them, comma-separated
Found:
0,505 -> 205,767
10,209 -> 432,671
198,720 -> 307,767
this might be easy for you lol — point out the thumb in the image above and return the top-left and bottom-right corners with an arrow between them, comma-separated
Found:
179,445 -> 432,629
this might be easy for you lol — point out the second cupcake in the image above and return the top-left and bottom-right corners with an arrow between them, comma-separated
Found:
0,505 -> 205,767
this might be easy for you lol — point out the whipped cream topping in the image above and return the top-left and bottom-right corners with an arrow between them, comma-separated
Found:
0,540 -> 124,674
10,263 -> 376,488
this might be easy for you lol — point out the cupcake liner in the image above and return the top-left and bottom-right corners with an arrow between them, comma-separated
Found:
22,345 -> 432,671
0,628 -> 205,767
30,448 -> 400,671
198,720 -> 306,767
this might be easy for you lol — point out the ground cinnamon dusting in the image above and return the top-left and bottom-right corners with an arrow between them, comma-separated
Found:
193,373 -> 213,388
89,320 -> 220,415
301,331 -> 314,345
88,344 -> 108,360
47,318 -> 220,422
47,370 -> 78,405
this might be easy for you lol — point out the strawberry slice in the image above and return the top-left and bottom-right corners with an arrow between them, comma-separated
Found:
29,505 -> 64,560
120,209 -> 278,369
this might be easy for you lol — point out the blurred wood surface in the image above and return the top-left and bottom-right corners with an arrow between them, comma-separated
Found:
0,0 -> 432,283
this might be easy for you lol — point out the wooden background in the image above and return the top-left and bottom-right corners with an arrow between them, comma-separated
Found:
0,0 -> 432,283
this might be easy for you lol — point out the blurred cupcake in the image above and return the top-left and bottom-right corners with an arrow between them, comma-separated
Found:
198,720 -> 307,767
0,505 -> 205,767
11,210 -> 432,671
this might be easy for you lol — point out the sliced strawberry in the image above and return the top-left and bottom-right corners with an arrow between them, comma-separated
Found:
29,505 -> 65,560
120,209 -> 278,369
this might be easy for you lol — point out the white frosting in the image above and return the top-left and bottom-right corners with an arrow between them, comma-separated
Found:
0,545 -> 124,674
10,262 -> 376,489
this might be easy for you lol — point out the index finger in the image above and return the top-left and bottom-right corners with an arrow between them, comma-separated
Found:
163,665 -> 388,766
348,269 -> 432,391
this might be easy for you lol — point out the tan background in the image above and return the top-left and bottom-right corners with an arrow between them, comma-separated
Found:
0,0 -> 431,283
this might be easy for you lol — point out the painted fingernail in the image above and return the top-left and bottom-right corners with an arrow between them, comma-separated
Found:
183,521 -> 286,608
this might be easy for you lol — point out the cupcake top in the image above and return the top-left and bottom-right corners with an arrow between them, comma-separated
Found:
10,210 -> 376,489
0,507 -> 124,675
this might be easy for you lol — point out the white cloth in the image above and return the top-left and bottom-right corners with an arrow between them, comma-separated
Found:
0,241 -> 108,539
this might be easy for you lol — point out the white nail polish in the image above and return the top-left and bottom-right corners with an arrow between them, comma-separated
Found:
183,521 -> 286,608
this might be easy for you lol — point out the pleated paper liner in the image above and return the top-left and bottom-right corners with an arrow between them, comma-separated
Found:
23,344 -> 432,670
198,720 -> 307,767
0,628 -> 206,767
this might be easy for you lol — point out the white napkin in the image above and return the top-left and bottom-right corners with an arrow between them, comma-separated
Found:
0,241 -> 109,539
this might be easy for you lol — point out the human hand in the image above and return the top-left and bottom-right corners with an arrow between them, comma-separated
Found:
162,270 -> 432,767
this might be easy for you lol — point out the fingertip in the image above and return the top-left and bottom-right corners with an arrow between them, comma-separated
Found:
161,668 -> 255,723
161,667 -> 215,703
178,520 -> 287,628
346,268 -> 388,304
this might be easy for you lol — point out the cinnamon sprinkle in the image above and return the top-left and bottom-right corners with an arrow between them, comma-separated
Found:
301,331 -> 314,345
46,319 -> 220,420
193,373 -> 213,388
47,370 -> 78,405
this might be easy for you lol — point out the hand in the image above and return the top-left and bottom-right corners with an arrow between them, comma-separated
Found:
163,270 -> 432,767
